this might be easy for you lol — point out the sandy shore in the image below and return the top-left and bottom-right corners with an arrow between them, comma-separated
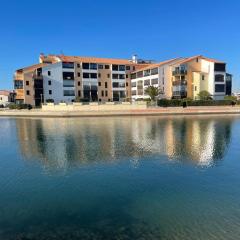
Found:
0,106 -> 240,118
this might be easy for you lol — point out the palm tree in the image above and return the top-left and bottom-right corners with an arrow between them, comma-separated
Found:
145,86 -> 161,101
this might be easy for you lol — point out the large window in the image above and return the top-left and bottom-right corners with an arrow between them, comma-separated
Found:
63,90 -> 75,96
119,74 -> 125,79
214,63 -> 226,72
14,80 -> 23,89
82,63 -> 90,69
83,73 -> 89,78
137,71 -> 143,78
112,65 -> 119,71
90,63 -> 97,70
151,68 -> 158,75
119,65 -> 125,71
132,90 -> 136,96
131,82 -> 136,87
112,82 -> 119,88
215,74 -> 224,82
215,84 -> 225,92
131,73 -> 136,79
62,62 -> 74,69
63,80 -> 74,87
90,73 -> 97,78
144,79 -> 150,86
144,70 -> 151,77
112,74 -> 118,79
151,78 -> 158,85
63,72 -> 74,80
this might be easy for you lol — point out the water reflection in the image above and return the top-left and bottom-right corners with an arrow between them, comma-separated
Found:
16,116 -> 233,170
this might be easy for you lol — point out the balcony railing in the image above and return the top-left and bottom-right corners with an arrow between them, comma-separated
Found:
172,80 -> 187,86
172,70 -> 187,76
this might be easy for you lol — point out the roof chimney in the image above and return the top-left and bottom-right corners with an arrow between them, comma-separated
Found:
132,54 -> 138,64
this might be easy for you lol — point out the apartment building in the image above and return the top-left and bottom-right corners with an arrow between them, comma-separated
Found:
171,55 -> 232,100
14,54 -> 232,105
14,54 -> 151,106
130,58 -> 182,100
131,55 -> 232,100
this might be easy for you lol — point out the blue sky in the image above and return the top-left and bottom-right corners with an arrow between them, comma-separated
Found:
0,0 -> 239,91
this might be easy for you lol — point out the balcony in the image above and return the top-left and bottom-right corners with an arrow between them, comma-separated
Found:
172,70 -> 187,76
172,80 -> 187,86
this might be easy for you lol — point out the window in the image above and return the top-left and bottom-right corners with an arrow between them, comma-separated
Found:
26,90 -> 30,95
78,90 -> 81,97
105,82 -> 108,88
83,73 -> 89,78
133,66 -> 136,71
98,73 -> 101,78
196,58 -> 199,63
126,66 -> 130,71
162,78 -> 165,85
78,72 -> 81,77
62,62 -> 74,69
63,90 -> 75,96
98,64 -> 103,69
151,68 -> 158,75
82,63 -> 90,69
90,73 -> 97,78
131,73 -> 136,79
49,90 -> 52,95
126,74 -> 129,78
202,75 -> 205,81
151,78 -> 158,85
48,80 -> 51,86
119,74 -> 125,79
215,84 -> 225,92
126,82 -> 128,87
119,82 -> 125,88
78,81 -> 81,86
215,74 -> 224,82
119,65 -> 125,71
90,63 -> 97,70
98,82 -> 101,87
105,91 -> 108,97
113,82 -> 119,88
214,63 -> 226,72
63,80 -> 74,87
107,74 -> 110,78
26,81 -> 29,86
144,70 -> 151,77
144,79 -> 150,86
101,90 -> 104,97
132,90 -> 136,96
131,82 -> 136,87
112,65 -> 118,71
14,80 -> 23,89
112,74 -> 118,79
48,71 -> 51,76
195,86 -> 197,91
63,72 -> 74,80
137,71 -> 143,78
105,65 -> 110,69
77,63 -> 81,68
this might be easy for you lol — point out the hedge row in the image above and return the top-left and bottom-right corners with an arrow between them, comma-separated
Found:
158,99 -> 240,107
8,103 -> 32,110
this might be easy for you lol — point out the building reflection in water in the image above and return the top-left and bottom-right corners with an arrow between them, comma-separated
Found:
15,116 -> 233,171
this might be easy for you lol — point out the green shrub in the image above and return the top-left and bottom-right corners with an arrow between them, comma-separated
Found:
158,99 -> 235,107
46,99 -> 54,103
8,103 -> 32,110
224,95 -> 237,101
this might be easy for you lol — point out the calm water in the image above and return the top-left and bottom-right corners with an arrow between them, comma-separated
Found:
0,116 -> 240,240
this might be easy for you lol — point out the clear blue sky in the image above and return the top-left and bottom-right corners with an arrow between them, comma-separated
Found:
0,0 -> 239,91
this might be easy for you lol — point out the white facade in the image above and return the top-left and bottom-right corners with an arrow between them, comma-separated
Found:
42,62 -> 75,104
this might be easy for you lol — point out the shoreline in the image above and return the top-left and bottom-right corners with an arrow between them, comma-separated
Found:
0,106 -> 240,118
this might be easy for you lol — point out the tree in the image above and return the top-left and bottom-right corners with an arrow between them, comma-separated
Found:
144,86 -> 161,101
198,91 -> 212,100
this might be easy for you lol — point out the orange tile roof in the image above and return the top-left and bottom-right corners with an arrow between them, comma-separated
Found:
132,58 -> 182,73
58,55 -> 140,65
170,55 -> 224,66
0,90 -> 11,96
16,63 -> 48,72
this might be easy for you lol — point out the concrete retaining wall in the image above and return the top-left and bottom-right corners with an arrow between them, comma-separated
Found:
42,102 -> 147,111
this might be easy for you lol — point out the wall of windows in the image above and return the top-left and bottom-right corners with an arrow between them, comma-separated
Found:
63,90 -> 75,96
62,62 -> 74,69
215,84 -> 225,92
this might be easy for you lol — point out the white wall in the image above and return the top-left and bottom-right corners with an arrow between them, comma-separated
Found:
42,62 -> 75,104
